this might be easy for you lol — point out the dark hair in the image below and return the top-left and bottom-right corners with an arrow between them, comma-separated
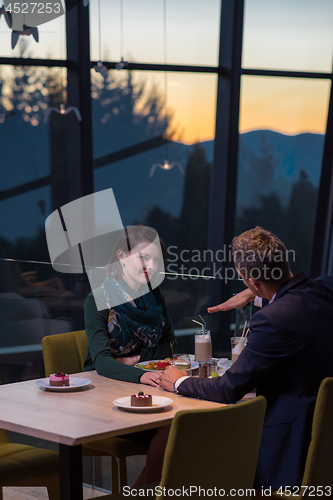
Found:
106,225 -> 165,279
231,226 -> 291,282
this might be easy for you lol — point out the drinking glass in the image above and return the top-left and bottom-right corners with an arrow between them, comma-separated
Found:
172,354 -> 191,375
194,330 -> 212,362
230,337 -> 248,364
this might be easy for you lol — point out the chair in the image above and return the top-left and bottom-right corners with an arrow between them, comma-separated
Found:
41,330 -> 148,493
271,377 -> 333,499
86,395 -> 267,499
0,407 -> 60,500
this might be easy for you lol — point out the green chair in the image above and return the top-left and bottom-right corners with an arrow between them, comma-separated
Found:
41,330 -> 148,493
0,410 -> 60,500
271,377 -> 333,499
86,395 -> 267,499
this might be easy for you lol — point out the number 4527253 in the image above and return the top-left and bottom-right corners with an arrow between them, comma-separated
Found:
5,3 -> 62,14
276,486 -> 331,496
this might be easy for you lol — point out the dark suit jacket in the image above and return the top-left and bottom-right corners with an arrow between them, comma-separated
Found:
178,272 -> 333,489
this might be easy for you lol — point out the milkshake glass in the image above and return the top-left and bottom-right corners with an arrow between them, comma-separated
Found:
195,330 -> 212,362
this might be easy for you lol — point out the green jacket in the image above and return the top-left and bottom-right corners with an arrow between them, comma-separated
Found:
84,286 -> 177,383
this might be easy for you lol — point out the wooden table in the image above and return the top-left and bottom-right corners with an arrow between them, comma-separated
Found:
0,371 -> 225,500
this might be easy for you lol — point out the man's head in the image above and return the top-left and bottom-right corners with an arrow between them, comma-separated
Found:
232,227 -> 291,296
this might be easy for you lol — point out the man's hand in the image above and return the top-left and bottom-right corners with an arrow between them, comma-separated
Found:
140,371 -> 161,387
207,288 -> 255,313
159,366 -> 185,393
115,355 -> 140,366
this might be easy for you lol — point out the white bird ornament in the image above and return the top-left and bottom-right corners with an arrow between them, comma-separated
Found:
150,159 -> 184,178
44,103 -> 82,123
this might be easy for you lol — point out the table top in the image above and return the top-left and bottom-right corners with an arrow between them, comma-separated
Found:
0,371 -> 225,447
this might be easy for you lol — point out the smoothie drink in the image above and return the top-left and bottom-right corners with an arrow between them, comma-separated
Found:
195,331 -> 212,362
231,337 -> 247,364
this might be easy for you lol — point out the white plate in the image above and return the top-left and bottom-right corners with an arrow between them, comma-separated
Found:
113,395 -> 173,412
135,359 -> 199,371
36,377 -> 91,392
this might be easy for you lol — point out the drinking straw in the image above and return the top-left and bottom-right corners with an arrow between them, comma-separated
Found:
244,328 -> 250,340
199,315 -> 206,333
241,320 -> 248,339
192,319 -> 205,337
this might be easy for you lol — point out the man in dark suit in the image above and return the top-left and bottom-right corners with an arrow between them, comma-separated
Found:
159,226 -> 333,489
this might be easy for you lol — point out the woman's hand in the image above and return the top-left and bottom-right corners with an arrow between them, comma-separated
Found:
140,371 -> 161,387
115,355 -> 140,366
207,288 -> 255,313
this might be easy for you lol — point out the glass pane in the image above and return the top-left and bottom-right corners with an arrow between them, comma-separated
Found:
92,69 -> 217,158
90,0 -> 221,67
0,14 -> 66,59
242,0 -> 333,72
236,76 -> 331,274
0,65 -> 68,190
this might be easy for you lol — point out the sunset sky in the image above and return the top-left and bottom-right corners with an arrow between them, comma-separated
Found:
0,0 -> 332,142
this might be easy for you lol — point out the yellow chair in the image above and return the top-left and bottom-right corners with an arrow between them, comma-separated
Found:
271,377 -> 333,499
41,330 -> 148,493
0,412 -> 60,500
86,395 -> 267,499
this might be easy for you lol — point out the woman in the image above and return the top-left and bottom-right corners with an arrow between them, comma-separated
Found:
84,225 -> 177,383
83,225 -> 176,486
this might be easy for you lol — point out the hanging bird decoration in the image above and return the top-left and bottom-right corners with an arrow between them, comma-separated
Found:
0,5 -> 11,27
12,26 -> 39,49
44,103 -> 82,123
150,159 -> 184,178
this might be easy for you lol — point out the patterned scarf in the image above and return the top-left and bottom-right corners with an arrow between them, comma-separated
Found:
102,275 -> 165,357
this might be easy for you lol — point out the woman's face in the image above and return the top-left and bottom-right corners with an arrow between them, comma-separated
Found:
118,241 -> 162,292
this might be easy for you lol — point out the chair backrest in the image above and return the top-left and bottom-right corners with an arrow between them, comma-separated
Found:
158,396 -> 266,495
41,330 -> 88,376
301,377 -> 333,487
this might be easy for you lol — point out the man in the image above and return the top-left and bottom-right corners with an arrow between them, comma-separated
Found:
159,226 -> 333,489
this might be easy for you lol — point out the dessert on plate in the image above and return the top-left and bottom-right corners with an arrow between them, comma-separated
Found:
131,391 -> 152,407
49,372 -> 70,387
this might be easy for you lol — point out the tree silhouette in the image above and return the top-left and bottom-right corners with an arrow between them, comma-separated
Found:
1,40 -> 63,127
92,71 -> 176,157
236,169 -> 318,274
179,143 -> 211,252
237,134 -> 281,209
